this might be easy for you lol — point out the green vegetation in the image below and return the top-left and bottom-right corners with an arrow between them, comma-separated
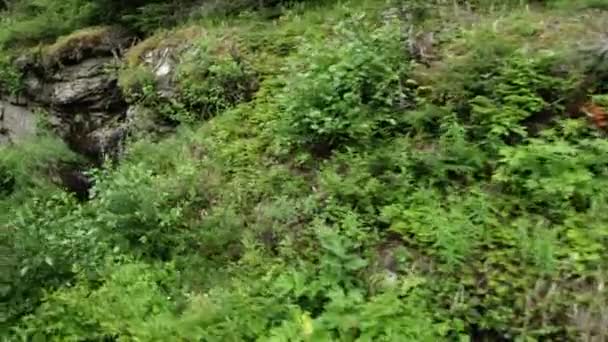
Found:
0,55 -> 23,95
3,0 -> 608,340
120,31 -> 259,124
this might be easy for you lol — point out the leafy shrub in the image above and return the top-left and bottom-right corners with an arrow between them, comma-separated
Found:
17,261 -> 184,341
18,216 -> 443,341
0,135 -> 77,199
176,41 -> 259,122
381,188 -> 486,270
0,54 -> 23,95
465,52 -> 572,145
0,136 -> 87,329
494,129 -> 608,214
91,163 -> 191,259
88,133 -> 219,259
1,192 -> 106,332
277,18 -> 414,155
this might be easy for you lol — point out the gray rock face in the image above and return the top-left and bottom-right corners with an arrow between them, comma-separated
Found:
3,26 -> 191,166
0,101 -> 36,144
143,46 -> 183,99
14,33 -> 131,161
51,58 -> 110,81
1,27 -> 139,199
25,57 -> 123,112
52,74 -> 116,108
0,101 -> 37,144
19,57 -> 127,161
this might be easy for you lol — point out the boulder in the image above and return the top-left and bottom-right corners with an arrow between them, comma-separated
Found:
18,55 -> 127,162
4,26 -> 201,164
0,101 -> 37,144
23,57 -> 124,112
51,74 -> 119,109
11,28 -> 135,162
143,47 -> 180,99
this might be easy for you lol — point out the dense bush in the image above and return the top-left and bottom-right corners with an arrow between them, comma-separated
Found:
0,136 -> 77,198
2,192 -> 107,330
16,261 -> 183,340
277,19 -> 414,155
176,40 -> 259,122
0,136 -> 85,329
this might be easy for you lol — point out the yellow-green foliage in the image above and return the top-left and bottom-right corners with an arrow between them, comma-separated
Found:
41,26 -> 116,64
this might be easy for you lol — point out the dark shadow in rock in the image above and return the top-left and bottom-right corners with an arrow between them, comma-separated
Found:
54,163 -> 94,201
0,166 -> 15,197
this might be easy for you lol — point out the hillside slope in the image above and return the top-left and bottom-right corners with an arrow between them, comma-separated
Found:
3,0 -> 608,340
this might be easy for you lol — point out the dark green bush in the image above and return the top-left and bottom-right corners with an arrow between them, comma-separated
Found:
0,163 -> 15,197
465,52 -> 572,145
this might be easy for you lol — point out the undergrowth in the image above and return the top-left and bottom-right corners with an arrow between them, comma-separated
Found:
3,0 -> 608,341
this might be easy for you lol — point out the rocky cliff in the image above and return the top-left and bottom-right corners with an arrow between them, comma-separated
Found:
0,26 -> 136,163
